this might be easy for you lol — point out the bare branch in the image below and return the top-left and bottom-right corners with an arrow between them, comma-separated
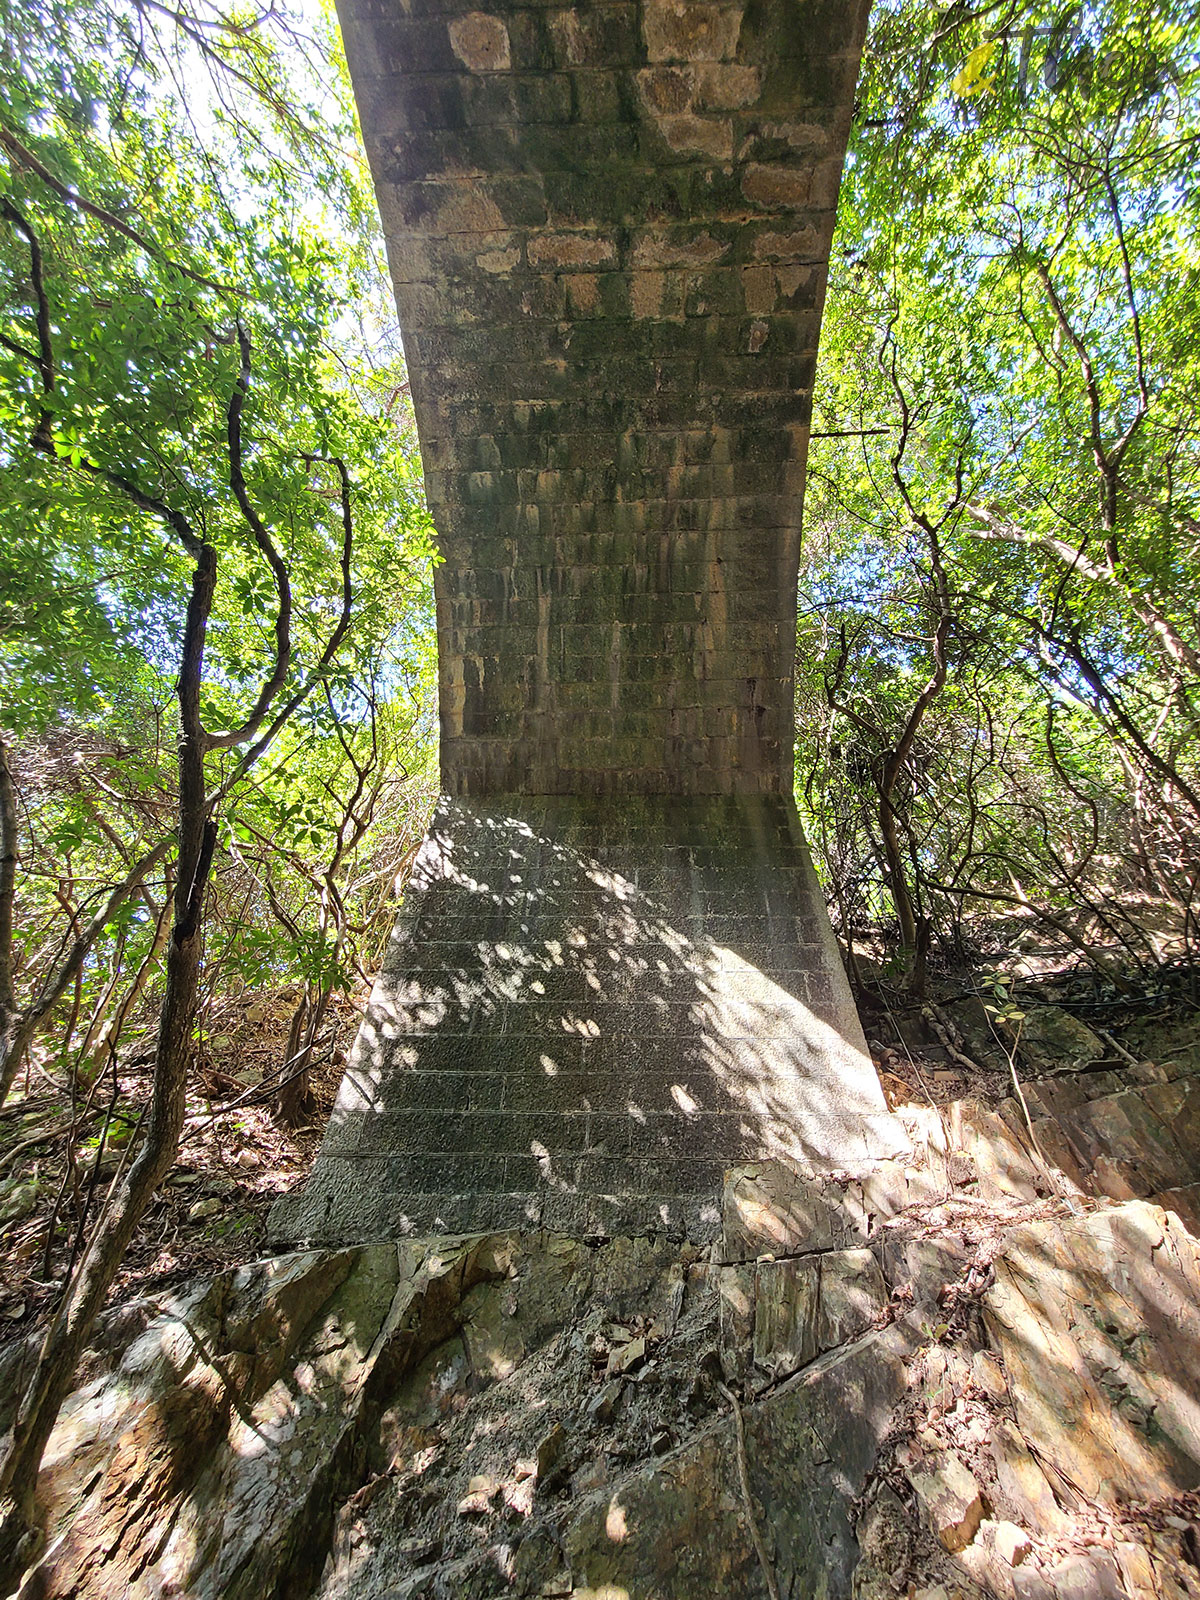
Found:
210,452 -> 355,796
967,502 -> 1200,682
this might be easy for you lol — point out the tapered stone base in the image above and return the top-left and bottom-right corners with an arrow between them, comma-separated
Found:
270,794 -> 907,1244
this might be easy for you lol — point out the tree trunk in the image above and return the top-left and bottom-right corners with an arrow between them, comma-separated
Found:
0,733 -> 19,1104
0,546 -> 216,1587
878,782 -> 919,954
276,986 -> 317,1127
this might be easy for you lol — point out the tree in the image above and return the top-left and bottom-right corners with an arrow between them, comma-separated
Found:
798,0 -> 1200,973
0,0 -> 435,1574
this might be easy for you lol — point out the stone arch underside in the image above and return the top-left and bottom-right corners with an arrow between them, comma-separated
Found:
272,0 -> 908,1245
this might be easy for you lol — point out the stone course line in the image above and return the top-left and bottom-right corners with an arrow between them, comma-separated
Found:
274,797 -> 905,1242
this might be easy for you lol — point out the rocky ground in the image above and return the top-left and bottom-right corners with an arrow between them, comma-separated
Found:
4,933 -> 1200,1598
3,1028 -> 1200,1598
4,933 -> 1193,1342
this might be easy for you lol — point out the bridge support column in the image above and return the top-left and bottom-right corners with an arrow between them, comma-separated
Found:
272,0 -> 909,1244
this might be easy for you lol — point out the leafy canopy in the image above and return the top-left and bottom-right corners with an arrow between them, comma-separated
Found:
0,0 -> 438,1059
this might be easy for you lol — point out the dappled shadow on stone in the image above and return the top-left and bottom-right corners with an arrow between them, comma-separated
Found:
983,1202 -> 1200,1506
22,1098 -> 1200,1598
270,794 -> 906,1245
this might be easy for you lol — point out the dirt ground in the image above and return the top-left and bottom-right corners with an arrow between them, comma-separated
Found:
0,989 -> 359,1342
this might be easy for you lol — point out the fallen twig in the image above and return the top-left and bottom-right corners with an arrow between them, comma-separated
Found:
717,1381 -> 781,1600
1098,1027 -> 1140,1068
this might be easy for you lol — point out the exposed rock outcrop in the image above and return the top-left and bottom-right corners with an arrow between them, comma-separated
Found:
7,1066 -> 1200,1599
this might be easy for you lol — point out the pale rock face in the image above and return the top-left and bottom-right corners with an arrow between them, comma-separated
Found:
984,1202 -> 1200,1504
908,1451 -> 985,1552
989,1519 -> 1033,1566
991,1418 -> 1070,1537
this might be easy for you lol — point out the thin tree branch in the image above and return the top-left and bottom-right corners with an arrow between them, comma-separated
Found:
0,126 -> 237,296
205,321 -> 292,750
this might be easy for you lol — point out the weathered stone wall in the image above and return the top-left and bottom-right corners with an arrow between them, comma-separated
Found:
338,0 -> 870,794
276,0 -> 896,1243
271,795 -> 904,1243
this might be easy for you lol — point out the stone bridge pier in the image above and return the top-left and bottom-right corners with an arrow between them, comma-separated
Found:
273,0 -> 906,1244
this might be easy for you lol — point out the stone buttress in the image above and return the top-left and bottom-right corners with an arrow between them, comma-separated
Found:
272,0 -> 907,1244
